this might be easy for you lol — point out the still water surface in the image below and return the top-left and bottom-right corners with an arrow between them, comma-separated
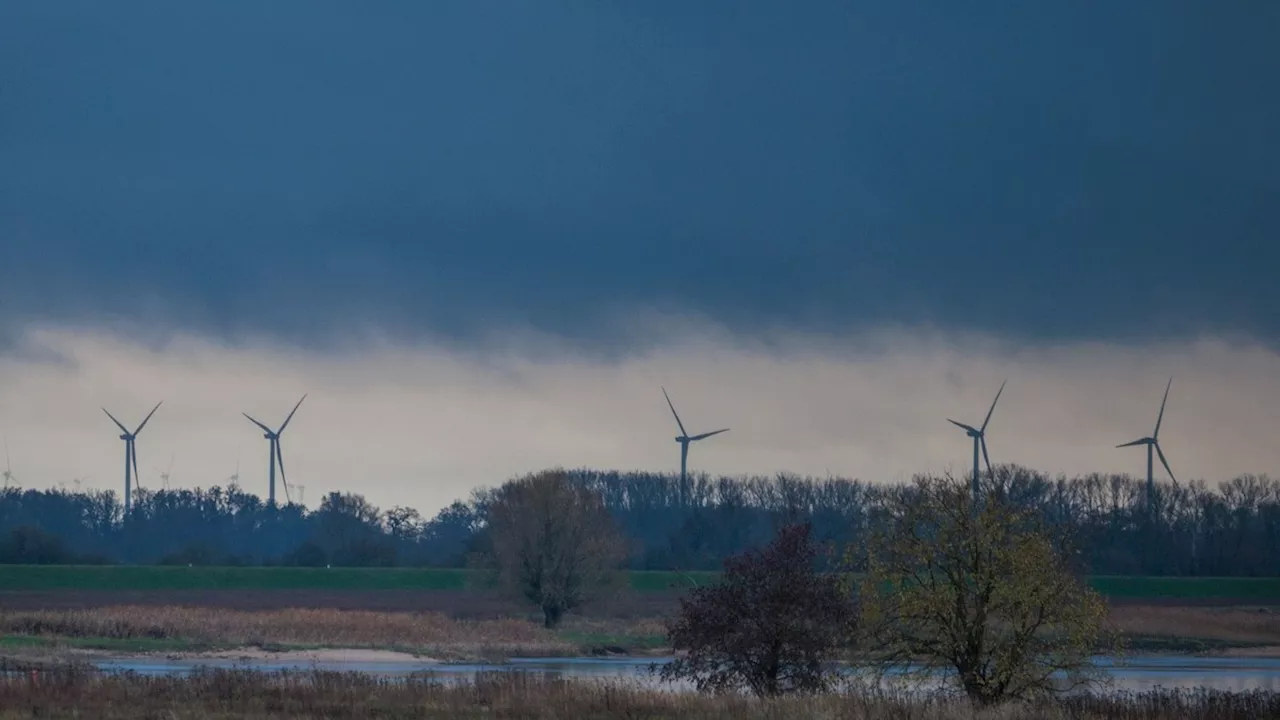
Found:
95,655 -> 1280,693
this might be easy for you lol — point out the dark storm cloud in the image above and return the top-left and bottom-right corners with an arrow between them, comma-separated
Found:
2,2 -> 1277,348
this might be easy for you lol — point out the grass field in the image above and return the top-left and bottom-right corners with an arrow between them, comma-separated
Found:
0,566 -> 1276,602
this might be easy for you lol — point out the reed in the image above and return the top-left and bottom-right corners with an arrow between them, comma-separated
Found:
0,668 -> 1275,719
1108,605 -> 1280,645
0,606 -> 578,660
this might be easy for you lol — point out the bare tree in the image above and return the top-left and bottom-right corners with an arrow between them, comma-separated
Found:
661,523 -> 858,696
852,474 -> 1118,705
485,469 -> 626,628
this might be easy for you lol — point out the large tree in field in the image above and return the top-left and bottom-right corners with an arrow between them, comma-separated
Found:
661,522 -> 858,696
485,469 -> 625,628
853,474 -> 1118,705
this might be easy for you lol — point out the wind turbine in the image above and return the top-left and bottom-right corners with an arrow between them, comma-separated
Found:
243,394 -> 306,506
2,440 -> 15,489
662,388 -> 728,502
154,455 -> 175,491
1117,377 -> 1177,518
102,401 -> 162,515
947,381 -> 1006,502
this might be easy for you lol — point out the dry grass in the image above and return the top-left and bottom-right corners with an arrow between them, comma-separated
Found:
0,669 -> 1274,719
3,604 -> 1276,665
1108,606 -> 1280,646
0,606 -> 577,660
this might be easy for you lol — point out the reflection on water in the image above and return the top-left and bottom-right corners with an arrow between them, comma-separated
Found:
95,655 -> 1280,694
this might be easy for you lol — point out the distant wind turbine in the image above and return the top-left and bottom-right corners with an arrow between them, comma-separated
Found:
1117,377 -> 1177,518
2,440 -> 16,490
947,381 -> 1006,502
662,388 -> 728,501
243,394 -> 307,506
154,455 -> 175,491
102,401 -> 162,515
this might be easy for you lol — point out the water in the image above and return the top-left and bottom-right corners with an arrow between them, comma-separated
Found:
94,654 -> 1280,693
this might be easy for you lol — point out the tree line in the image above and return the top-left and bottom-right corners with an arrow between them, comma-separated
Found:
0,464 -> 1276,575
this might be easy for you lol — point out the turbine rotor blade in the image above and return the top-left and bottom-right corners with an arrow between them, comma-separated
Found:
981,436 -> 992,477
1154,377 -> 1172,438
133,401 -> 163,435
102,408 -> 130,435
948,419 -> 979,434
243,413 -> 273,434
1116,439 -> 1148,448
1155,442 -> 1177,486
661,387 -> 687,437
131,441 -> 141,492
278,394 -> 308,434
276,441 -> 289,500
981,380 -> 1006,432
689,428 -> 729,441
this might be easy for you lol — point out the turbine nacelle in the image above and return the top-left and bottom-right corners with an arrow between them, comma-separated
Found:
661,387 -> 728,483
1117,378 -> 1178,492
946,380 -> 1006,492
242,394 -> 307,506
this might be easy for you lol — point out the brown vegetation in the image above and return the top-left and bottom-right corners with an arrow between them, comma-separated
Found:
0,588 -> 681,617
1108,606 -> 1280,647
0,598 -> 1273,663
0,669 -> 1275,719
0,606 -> 576,660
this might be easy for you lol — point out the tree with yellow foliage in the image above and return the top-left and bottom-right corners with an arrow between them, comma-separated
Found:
851,474 -> 1119,705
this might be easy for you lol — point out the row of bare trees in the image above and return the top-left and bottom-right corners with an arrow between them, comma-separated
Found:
0,465 -> 1275,574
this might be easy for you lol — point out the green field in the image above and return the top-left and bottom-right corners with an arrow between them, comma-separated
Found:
0,566 -> 1275,601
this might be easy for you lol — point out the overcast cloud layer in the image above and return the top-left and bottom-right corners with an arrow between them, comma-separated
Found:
1,3 -> 1278,346
2,5 -> 1278,511
2,325 -> 1278,514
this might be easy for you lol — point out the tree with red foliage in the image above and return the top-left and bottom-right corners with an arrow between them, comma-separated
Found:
659,522 -> 857,696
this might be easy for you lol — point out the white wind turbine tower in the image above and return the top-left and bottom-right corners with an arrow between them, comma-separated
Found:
662,387 -> 729,505
227,446 -> 242,487
1117,377 -> 1177,520
102,401 -> 163,515
243,395 -> 306,506
3,440 -> 17,490
154,455 -> 175,491
947,380 -> 1006,502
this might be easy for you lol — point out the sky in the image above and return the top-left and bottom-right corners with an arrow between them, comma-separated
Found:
1,3 -> 1278,514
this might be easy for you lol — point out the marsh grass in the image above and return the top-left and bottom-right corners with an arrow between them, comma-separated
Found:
1108,606 -> 1280,647
0,668 -> 1275,719
0,606 -> 579,660
0,607 -> 674,660
1,604 -> 1273,664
